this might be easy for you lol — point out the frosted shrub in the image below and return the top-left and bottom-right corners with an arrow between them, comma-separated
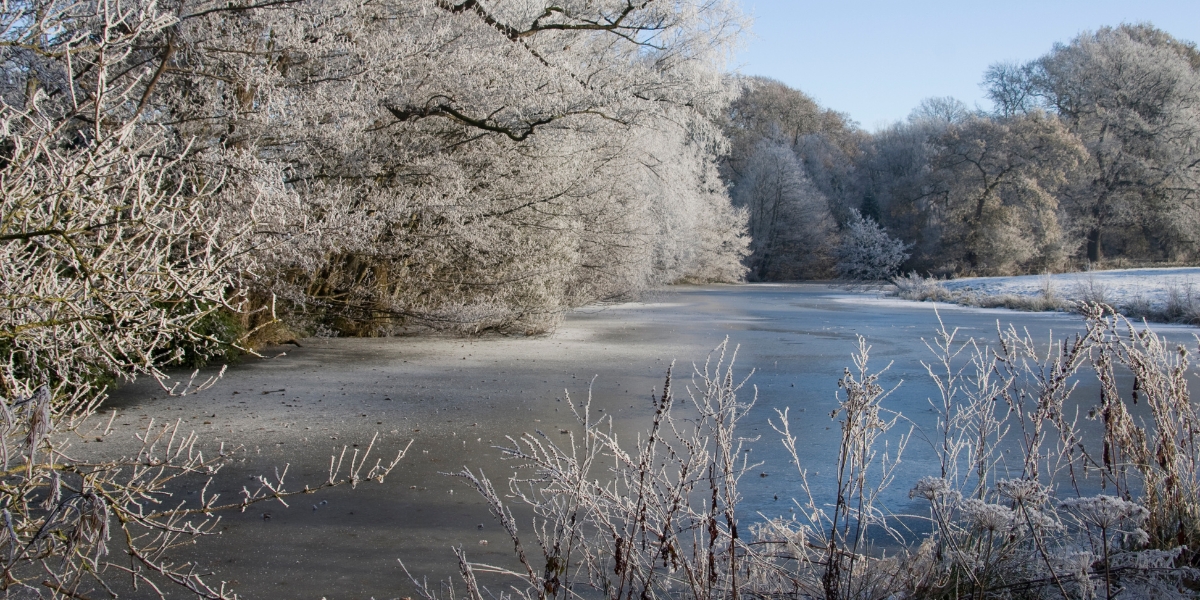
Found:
434,307 -> 1200,599
1075,274 -> 1113,306
0,384 -> 405,598
1164,281 -> 1200,323
0,4 -> 410,596
835,210 -> 911,281
892,272 -> 956,303
406,340 -> 761,600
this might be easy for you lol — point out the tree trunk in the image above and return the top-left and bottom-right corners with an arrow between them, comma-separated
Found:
1087,227 -> 1103,263
756,252 -> 771,281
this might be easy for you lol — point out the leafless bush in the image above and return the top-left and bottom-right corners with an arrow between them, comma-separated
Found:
0,0 -> 278,406
406,341 -> 760,600
1120,292 -> 1155,321
0,385 -> 407,598
892,272 -> 956,303
835,210 -> 912,282
426,308 -> 1200,599
1163,281 -> 1200,324
0,4 -> 411,597
1072,274 -> 1112,306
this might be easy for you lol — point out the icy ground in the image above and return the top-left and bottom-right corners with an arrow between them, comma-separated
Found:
937,267 -> 1200,311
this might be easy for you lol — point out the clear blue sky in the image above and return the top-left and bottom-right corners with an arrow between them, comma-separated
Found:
734,1 -> 1200,130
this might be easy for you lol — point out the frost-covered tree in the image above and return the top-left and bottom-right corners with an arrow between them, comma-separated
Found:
720,76 -> 864,216
926,112 -> 1087,275
986,24 -> 1200,263
852,119 -> 944,269
647,127 -> 752,283
0,1 -> 249,404
1,0 -> 751,335
908,96 -> 975,126
721,76 -> 853,179
834,210 -> 910,281
732,142 -> 836,280
193,0 -> 751,332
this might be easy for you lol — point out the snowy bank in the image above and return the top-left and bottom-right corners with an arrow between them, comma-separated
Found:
893,267 -> 1200,323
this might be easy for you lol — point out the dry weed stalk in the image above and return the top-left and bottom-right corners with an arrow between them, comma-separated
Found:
766,337 -> 910,600
909,304 -> 1199,599
1089,306 -> 1200,556
427,308 -> 1200,600
404,340 -> 761,600
0,385 -> 408,599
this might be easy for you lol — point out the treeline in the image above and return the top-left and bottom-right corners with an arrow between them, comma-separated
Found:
7,5 -> 1200,404
724,24 -> 1200,280
1,0 -> 756,401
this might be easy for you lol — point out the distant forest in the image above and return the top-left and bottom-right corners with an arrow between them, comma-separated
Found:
724,23 -> 1200,280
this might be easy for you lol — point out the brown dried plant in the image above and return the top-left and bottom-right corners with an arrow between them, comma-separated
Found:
426,308 -> 1200,600
0,388 -> 407,598
404,339 -> 762,600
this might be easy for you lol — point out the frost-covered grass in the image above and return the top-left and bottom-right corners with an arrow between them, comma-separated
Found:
416,309 -> 1200,600
410,309 -> 1200,600
894,267 -> 1200,324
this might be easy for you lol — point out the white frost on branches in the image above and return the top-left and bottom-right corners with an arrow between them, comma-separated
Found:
834,209 -> 910,281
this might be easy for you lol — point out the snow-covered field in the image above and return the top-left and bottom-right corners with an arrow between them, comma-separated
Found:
936,267 -> 1200,311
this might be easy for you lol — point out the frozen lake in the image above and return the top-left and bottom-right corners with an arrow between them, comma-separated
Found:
97,284 -> 1196,598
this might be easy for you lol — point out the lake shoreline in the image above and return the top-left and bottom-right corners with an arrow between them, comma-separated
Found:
884,267 -> 1200,327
